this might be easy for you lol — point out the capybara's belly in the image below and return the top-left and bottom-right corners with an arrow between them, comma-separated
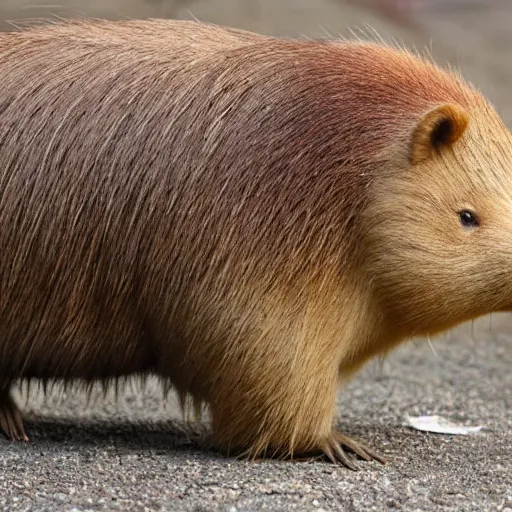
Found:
0,233 -> 157,383
0,298 -> 157,384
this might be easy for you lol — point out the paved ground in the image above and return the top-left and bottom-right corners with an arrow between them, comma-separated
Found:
2,319 -> 511,511
0,1 -> 511,511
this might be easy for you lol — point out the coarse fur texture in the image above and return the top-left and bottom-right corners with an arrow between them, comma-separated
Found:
0,18 -> 511,469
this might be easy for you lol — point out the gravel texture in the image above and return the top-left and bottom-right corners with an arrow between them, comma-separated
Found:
1,317 -> 511,511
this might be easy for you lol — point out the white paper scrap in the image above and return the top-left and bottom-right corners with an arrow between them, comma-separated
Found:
405,415 -> 483,435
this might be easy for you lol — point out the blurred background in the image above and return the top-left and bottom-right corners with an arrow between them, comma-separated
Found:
0,0 -> 510,125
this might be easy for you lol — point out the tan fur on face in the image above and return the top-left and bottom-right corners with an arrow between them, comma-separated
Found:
364,102 -> 512,346
0,19 -> 510,462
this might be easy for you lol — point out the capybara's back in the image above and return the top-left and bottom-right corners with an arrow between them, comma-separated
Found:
1,19 -> 511,469
0,20 -> 266,379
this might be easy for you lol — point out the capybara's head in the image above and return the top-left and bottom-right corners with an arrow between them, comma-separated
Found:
364,87 -> 512,338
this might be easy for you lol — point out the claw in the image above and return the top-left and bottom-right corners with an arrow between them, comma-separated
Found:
335,431 -> 386,465
0,391 -> 29,442
320,431 -> 386,469
330,439 -> 360,471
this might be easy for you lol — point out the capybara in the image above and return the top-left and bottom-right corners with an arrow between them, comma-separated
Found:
0,19 -> 510,470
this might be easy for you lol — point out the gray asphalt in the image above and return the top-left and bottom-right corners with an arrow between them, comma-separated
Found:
1,316 -> 511,511
0,1 -> 511,511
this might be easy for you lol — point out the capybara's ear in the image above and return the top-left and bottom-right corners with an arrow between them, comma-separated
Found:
409,103 -> 469,165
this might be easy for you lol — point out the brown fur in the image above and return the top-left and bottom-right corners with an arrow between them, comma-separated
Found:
0,18 -> 510,468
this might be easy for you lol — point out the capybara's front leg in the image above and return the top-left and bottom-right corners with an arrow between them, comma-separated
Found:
0,388 -> 28,442
209,355 -> 385,470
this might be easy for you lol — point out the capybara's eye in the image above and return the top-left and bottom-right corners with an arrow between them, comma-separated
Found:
458,210 -> 479,228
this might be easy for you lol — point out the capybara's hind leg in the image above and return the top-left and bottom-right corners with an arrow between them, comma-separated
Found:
0,389 -> 28,442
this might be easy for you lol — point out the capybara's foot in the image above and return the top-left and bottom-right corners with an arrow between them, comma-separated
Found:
321,431 -> 386,470
0,392 -> 29,442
